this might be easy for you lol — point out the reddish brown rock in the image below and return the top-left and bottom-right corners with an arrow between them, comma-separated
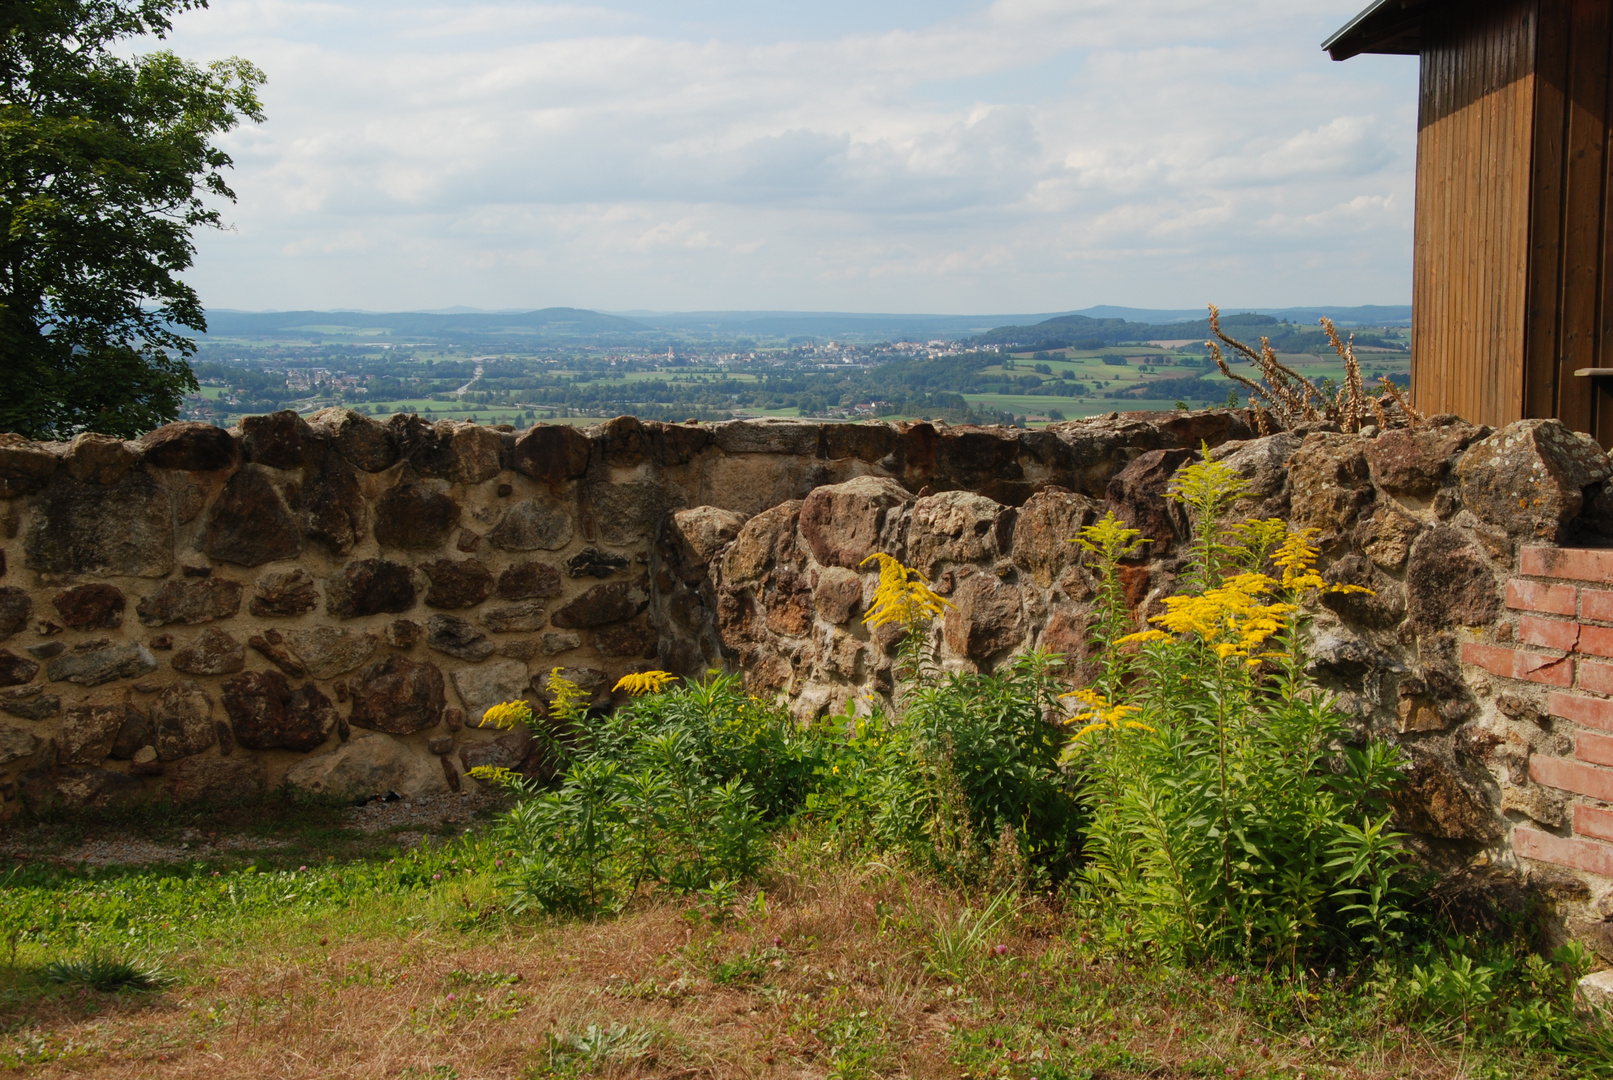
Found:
374,483 -> 461,550
136,578 -> 243,627
425,615 -> 495,661
0,650 -> 40,687
139,422 -> 239,472
248,633 -> 307,678
165,756 -> 267,803
551,580 -> 649,629
1364,421 -> 1482,496
420,558 -> 494,609
799,476 -> 912,569
349,656 -> 447,735
385,619 -> 421,648
1355,505 -> 1423,571
393,418 -> 504,484
496,561 -> 564,600
512,424 -> 593,482
152,680 -> 216,761
238,410 -> 312,469
1104,448 -> 1192,549
595,620 -> 657,657
326,559 -> 417,619
250,569 -> 320,617
1288,432 -> 1375,541
812,566 -> 863,625
1456,418 -> 1613,542
223,671 -> 339,752
908,490 -> 1006,575
61,701 -> 135,765
721,501 -> 801,584
943,573 -> 1025,661
171,628 -> 247,676
64,433 -> 137,485
668,506 -> 747,566
52,584 -> 125,629
763,569 -> 814,637
1406,526 -> 1500,632
306,408 -> 398,472
202,466 -> 304,566
0,588 -> 29,641
1010,488 -> 1103,586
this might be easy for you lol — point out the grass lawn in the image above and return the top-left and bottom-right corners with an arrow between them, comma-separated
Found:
0,803 -> 1584,1080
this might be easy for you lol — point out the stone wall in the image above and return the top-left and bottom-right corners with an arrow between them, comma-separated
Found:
7,406 -> 1613,952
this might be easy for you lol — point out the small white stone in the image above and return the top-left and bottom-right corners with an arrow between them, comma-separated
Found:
132,745 -> 158,765
1577,969 -> 1613,1015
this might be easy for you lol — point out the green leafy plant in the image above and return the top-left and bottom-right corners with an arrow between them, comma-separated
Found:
41,954 -> 172,993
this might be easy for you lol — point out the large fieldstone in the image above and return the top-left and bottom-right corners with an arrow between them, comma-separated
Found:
668,506 -> 747,567
0,588 -> 26,642
326,559 -> 417,618
47,642 -> 157,686
453,659 -> 532,721
282,626 -> 377,678
307,408 -> 398,472
23,767 -> 142,811
374,483 -> 460,549
165,756 -> 267,803
238,410 -> 311,469
799,476 -> 912,569
0,437 -> 60,497
511,424 -> 592,483
907,490 -> 1005,575
1456,419 -> 1613,542
222,671 -> 338,752
201,466 -> 304,566
61,701 -> 137,764
721,501 -> 801,584
1,688 -> 60,721
943,572 -> 1026,660
587,480 -> 685,544
250,568 -> 321,616
24,471 -> 174,578
64,433 -> 137,485
349,656 -> 447,735
0,649 -> 39,687
0,725 -> 40,766
395,418 -> 503,485
482,600 -> 548,632
1011,488 -> 1103,586
496,561 -> 563,600
136,578 -> 243,626
1210,433 -> 1304,520
110,704 -> 154,758
1406,526 -> 1500,631
1105,448 -> 1192,549
488,498 -> 573,551
52,584 -> 125,629
550,579 -> 649,629
420,558 -> 494,609
1364,421 -> 1483,496
1288,432 -> 1375,540
152,680 -> 216,761
283,730 -> 448,801
426,614 -> 495,661
299,448 -> 367,555
171,628 -> 246,676
813,566 -> 863,625
139,422 -> 238,472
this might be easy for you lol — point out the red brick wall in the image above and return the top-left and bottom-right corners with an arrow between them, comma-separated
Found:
1474,546 -> 1613,877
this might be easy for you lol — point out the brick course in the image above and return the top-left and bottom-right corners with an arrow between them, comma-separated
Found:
1519,615 -> 1580,652
1507,579 -> 1578,616
1531,754 -> 1613,802
1515,826 -> 1613,878
1549,692 -> 1613,731
1522,546 -> 1613,584
1461,642 -> 1573,686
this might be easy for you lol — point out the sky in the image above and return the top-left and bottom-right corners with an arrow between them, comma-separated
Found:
161,1 -> 1420,314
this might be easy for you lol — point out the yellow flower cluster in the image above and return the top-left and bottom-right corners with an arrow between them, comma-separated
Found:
468,764 -> 516,784
481,700 -> 534,730
1061,687 -> 1155,740
613,670 -> 678,696
546,667 -> 587,723
860,552 -> 953,631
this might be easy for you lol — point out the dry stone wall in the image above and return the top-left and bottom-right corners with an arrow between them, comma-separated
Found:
10,406 -> 1613,953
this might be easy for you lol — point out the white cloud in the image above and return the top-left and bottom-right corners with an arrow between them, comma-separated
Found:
166,0 -> 1418,312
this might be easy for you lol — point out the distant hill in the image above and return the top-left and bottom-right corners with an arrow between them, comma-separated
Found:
203,307 -> 649,342
965,310 -> 1408,352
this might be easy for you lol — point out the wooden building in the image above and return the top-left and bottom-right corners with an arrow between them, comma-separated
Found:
1326,0 -> 1613,443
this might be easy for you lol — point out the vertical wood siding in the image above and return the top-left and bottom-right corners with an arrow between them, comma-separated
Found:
1413,0 -> 1539,427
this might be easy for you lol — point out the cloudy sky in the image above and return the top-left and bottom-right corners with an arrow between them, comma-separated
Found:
162,0 -> 1419,314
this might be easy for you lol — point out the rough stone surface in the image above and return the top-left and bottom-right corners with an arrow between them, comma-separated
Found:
482,600 -> 548,633
1406,526 -> 1501,632
453,660 -> 532,720
0,650 -> 39,687
1457,419 -> 1613,542
307,408 -> 398,472
1,689 -> 60,721
1012,488 -> 1102,586
64,433 -> 138,485
223,671 -> 338,752
1210,433 -> 1304,520
426,614 -> 495,661
511,424 -> 592,483
1105,448 -> 1192,549
52,584 -> 125,629
488,498 -> 574,551
327,559 -> 417,618
493,561 -> 562,600
1288,433 -> 1375,541
171,628 -> 246,676
61,702 -> 132,764
1356,506 -> 1423,571
0,725 -> 40,766
908,491 -> 1005,575
799,476 -> 912,569
283,627 -> 378,678
284,730 -> 447,801
722,502 -> 801,583
0,588 -> 26,643
238,410 -> 311,469
152,681 -> 216,761
551,579 -> 649,629
250,569 -> 321,617
375,483 -> 461,550
349,656 -> 447,735
47,642 -> 157,686
166,756 -> 267,803
668,506 -> 746,566
943,573 -> 1025,661
420,558 -> 494,609
588,480 -> 685,544
0,438 -> 60,497
299,450 -> 367,555
24,767 -> 143,810
596,620 -> 656,657
566,548 -> 629,579
24,471 -> 174,578
1365,421 -> 1483,496
202,466 -> 304,566
139,422 -> 238,472
812,566 -> 864,625
137,578 -> 243,627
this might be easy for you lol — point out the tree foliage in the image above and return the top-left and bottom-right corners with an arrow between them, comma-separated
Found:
0,0 -> 263,439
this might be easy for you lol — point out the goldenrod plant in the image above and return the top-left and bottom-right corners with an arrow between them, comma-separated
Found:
1068,455 -> 1407,968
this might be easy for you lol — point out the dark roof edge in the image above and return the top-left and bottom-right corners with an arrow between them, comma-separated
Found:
1323,0 -> 1434,61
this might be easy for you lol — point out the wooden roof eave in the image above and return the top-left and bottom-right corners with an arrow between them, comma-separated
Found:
1323,0 -> 1448,61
